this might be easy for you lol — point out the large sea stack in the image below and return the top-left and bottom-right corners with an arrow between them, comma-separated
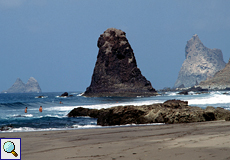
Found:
83,28 -> 157,97
174,34 -> 226,88
198,59 -> 230,90
2,77 -> 42,93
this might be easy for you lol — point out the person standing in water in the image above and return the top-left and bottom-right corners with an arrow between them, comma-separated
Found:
25,107 -> 27,113
39,106 -> 42,112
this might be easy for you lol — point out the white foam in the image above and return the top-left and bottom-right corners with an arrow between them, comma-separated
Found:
188,91 -> 196,95
77,92 -> 84,96
2,126 -> 102,132
73,123 -> 164,129
35,96 -> 48,99
45,106 -> 74,111
1,121 -> 165,132
188,92 -> 230,105
3,127 -> 66,132
45,100 -> 164,113
10,114 -> 33,118
72,124 -> 101,129
24,114 -> 33,117
10,113 -> 66,119
55,96 -> 67,98
11,114 -> 19,117
5,127 -> 36,132
116,123 -> 164,127
165,92 -> 178,96
70,92 -> 80,95
42,114 -> 66,118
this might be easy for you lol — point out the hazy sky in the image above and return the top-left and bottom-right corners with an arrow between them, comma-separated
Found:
1,0 -> 230,92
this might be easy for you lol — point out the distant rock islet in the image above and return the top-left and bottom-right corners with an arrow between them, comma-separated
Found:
2,77 -> 42,93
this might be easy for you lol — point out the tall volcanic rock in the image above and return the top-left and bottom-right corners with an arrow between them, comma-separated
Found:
198,60 -> 230,89
83,28 -> 157,97
2,77 -> 42,93
174,34 -> 226,88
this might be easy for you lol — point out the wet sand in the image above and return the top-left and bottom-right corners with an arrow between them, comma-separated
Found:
1,120 -> 230,160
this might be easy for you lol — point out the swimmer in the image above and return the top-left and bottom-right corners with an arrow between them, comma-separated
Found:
25,107 -> 27,113
39,106 -> 42,112
60,101 -> 63,104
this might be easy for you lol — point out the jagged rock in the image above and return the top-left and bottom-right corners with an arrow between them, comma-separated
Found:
83,28 -> 157,97
198,60 -> 230,90
178,91 -> 189,95
59,92 -> 73,97
187,86 -> 208,92
2,77 -> 42,93
163,99 -> 188,108
61,92 -> 68,97
37,96 -> 44,98
67,100 -> 230,126
68,107 -> 99,118
178,84 -> 185,89
25,77 -> 42,93
225,116 -> 230,121
2,78 -> 25,93
178,86 -> 208,95
174,34 -> 226,88
204,106 -> 230,121
0,125 -> 13,131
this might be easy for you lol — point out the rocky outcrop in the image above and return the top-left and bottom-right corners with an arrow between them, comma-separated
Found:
61,92 -> 68,97
24,77 -> 42,93
177,86 -> 209,95
0,125 -> 13,131
83,28 -> 157,97
2,77 -> 42,93
198,60 -> 230,89
59,92 -> 73,97
67,100 -> 230,126
174,34 -> 226,88
2,78 -> 26,93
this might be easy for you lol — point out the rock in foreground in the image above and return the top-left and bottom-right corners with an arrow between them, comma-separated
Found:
68,100 -> 230,126
83,28 -> 157,97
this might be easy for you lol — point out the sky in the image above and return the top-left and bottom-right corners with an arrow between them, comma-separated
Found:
0,0 -> 230,92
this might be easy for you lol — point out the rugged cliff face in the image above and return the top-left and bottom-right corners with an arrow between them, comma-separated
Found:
198,60 -> 230,89
83,28 -> 157,97
2,77 -> 42,93
174,34 -> 226,88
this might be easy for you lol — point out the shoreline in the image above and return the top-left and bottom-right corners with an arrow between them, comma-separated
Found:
1,123 -> 164,133
1,120 -> 230,160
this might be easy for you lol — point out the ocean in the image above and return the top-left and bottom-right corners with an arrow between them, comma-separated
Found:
1,91 -> 230,132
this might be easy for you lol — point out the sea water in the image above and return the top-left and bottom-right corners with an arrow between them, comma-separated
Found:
0,91 -> 230,132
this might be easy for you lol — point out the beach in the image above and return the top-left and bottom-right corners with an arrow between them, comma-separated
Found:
1,120 -> 230,160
